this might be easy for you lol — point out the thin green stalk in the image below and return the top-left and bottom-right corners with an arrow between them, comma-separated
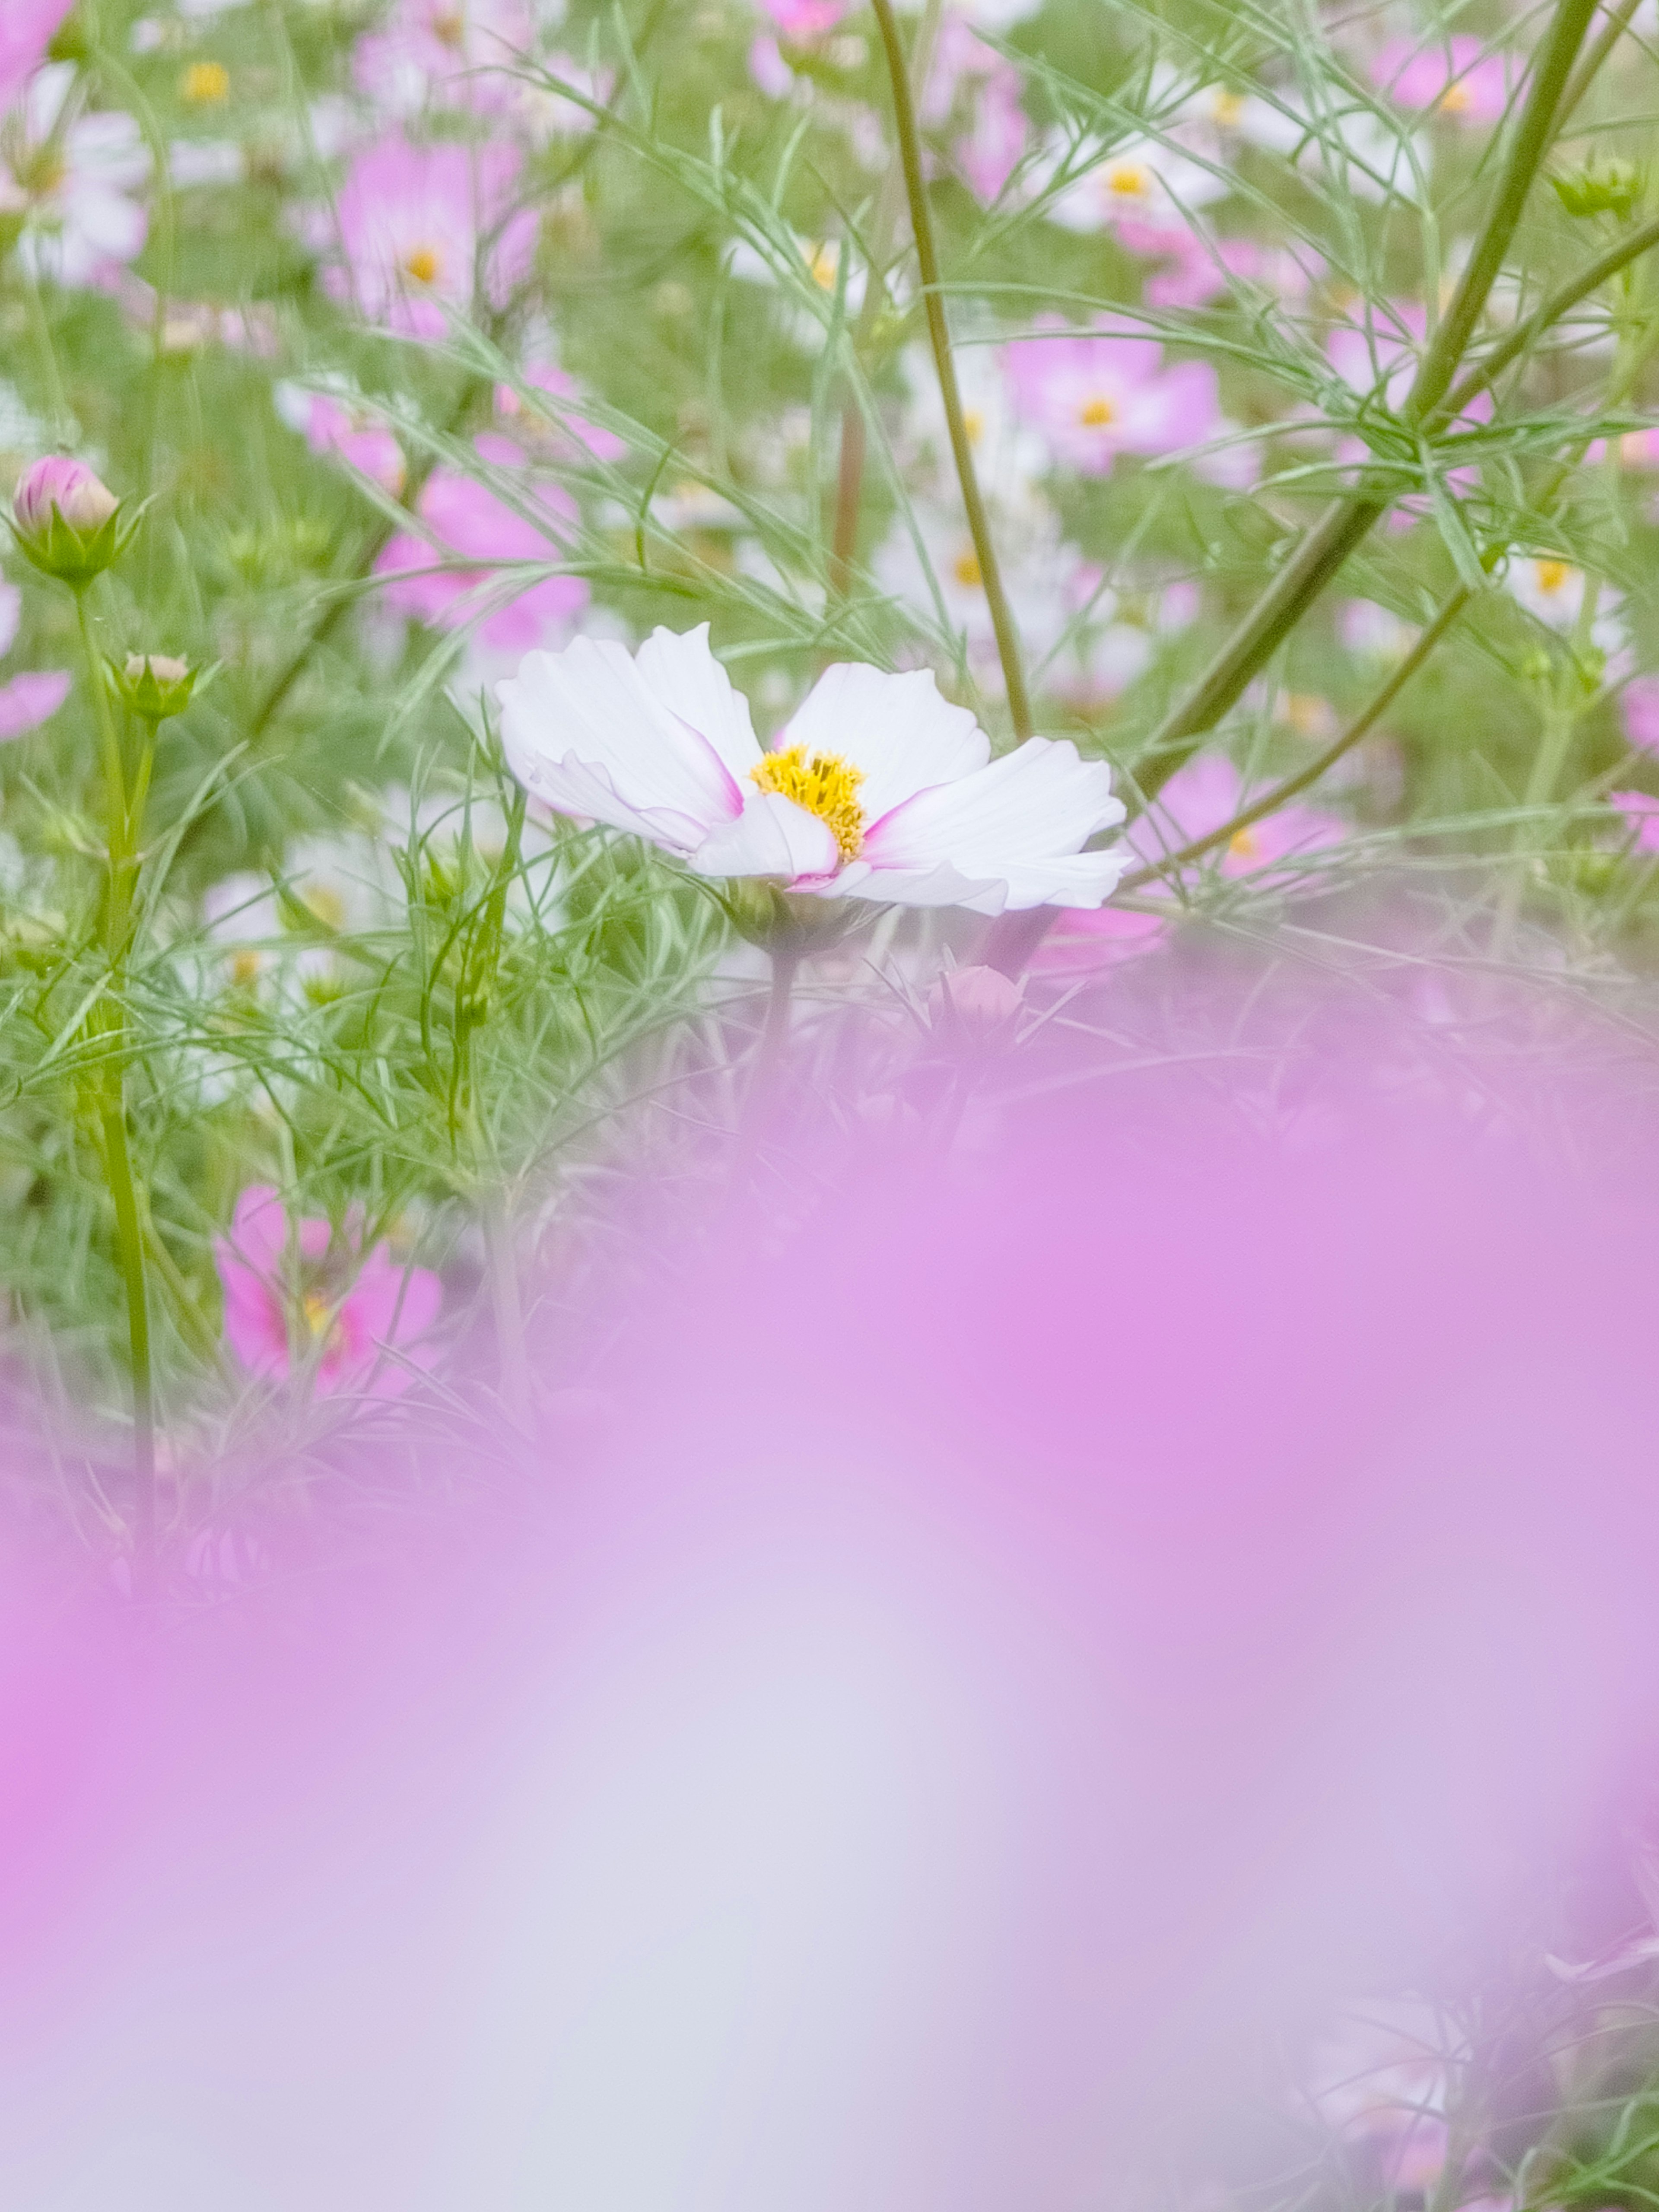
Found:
1118,588 -> 1473,893
1557,0 -> 1646,126
869,0 -> 1033,740
73,592 -> 155,1576
829,0 -> 943,599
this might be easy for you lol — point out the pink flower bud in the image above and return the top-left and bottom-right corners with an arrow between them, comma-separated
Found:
929,964 -> 1026,1044
14,455 -> 118,537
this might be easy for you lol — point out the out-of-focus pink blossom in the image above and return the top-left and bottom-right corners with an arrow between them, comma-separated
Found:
354,0 -> 537,115
748,32 -> 799,99
929,963 -> 1025,1044
1610,790 -> 1659,854
3,65 -> 149,288
278,389 -> 407,496
377,461 -> 588,654
494,363 -> 627,464
1131,753 -> 1347,884
1622,676 -> 1659,754
1372,35 -> 1510,124
918,10 -> 1028,198
216,1185 -> 442,1398
1117,218 -> 1264,310
757,0 -> 850,35
1002,315 -> 1221,474
325,132 -> 537,340
0,580 -> 69,741
0,0 -> 71,115
1029,902 -> 1168,975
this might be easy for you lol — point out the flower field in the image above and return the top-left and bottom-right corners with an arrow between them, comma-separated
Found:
4,0 -> 1659,2197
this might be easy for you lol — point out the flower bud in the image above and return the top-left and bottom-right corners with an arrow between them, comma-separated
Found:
1552,157 -> 1642,221
9,456 -> 129,587
114,652 -> 198,721
929,963 -> 1025,1049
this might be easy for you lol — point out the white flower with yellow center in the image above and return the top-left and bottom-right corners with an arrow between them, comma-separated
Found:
497,625 -> 1128,914
1043,132 -> 1227,232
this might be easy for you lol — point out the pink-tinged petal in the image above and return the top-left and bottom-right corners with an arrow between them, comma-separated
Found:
1622,676 -> 1659,753
783,662 -> 988,822
0,671 -> 70,740
1030,905 -> 1168,976
865,736 -> 1123,871
0,0 -> 72,114
827,856 -> 1010,914
691,791 -> 842,884
498,632 -> 749,845
1610,791 -> 1659,854
218,1269 -> 292,1380
224,1185 -> 289,1273
634,623 -> 763,783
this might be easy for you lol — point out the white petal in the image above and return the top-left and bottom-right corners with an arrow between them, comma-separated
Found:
633,623 -> 762,782
783,662 -> 988,820
691,792 -> 840,883
830,857 -> 1011,914
0,582 -> 18,660
498,636 -> 745,849
864,735 -> 1124,879
64,183 -> 146,261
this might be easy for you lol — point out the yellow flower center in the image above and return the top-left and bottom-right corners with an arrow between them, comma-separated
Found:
1533,558 -> 1573,596
807,243 -> 839,289
181,60 -> 230,103
301,1290 -> 343,1348
953,548 -> 983,588
1211,89 -> 1246,126
403,245 -> 442,286
1106,162 -> 1151,198
230,948 -> 262,988
962,406 -> 985,443
1437,79 -> 1472,113
1228,826 -> 1260,861
750,743 -> 866,862
1078,395 -> 1116,426
302,884 -> 346,930
432,9 -> 467,46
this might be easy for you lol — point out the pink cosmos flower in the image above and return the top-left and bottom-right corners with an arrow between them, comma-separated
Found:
353,0 -> 537,116
493,363 -> 626,464
3,64 -> 149,288
278,388 -> 407,496
1610,791 -> 1659,854
216,1185 -> 442,1398
13,453 -> 118,536
757,0 -> 850,36
0,580 -> 69,741
325,132 -> 537,340
0,0 -> 71,116
1002,315 -> 1221,474
1131,754 -> 1348,884
919,13 -> 1029,202
1623,675 -> 1659,754
1116,218 -> 1265,310
1372,35 -> 1510,125
1028,903 -> 1169,976
377,458 -> 589,654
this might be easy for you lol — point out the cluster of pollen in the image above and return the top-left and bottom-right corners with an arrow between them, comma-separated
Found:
403,244 -> 442,286
750,744 -> 866,862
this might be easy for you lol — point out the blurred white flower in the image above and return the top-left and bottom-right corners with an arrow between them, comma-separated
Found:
4,64 -> 150,287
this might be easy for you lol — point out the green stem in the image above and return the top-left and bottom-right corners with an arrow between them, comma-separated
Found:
73,592 -> 155,1577
1118,588 -> 1473,893
869,0 -> 1033,740
829,0 -> 943,603
1557,0 -> 1646,126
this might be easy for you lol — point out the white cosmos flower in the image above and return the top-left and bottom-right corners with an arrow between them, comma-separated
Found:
498,625 -> 1127,914
1040,131 -> 1228,231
